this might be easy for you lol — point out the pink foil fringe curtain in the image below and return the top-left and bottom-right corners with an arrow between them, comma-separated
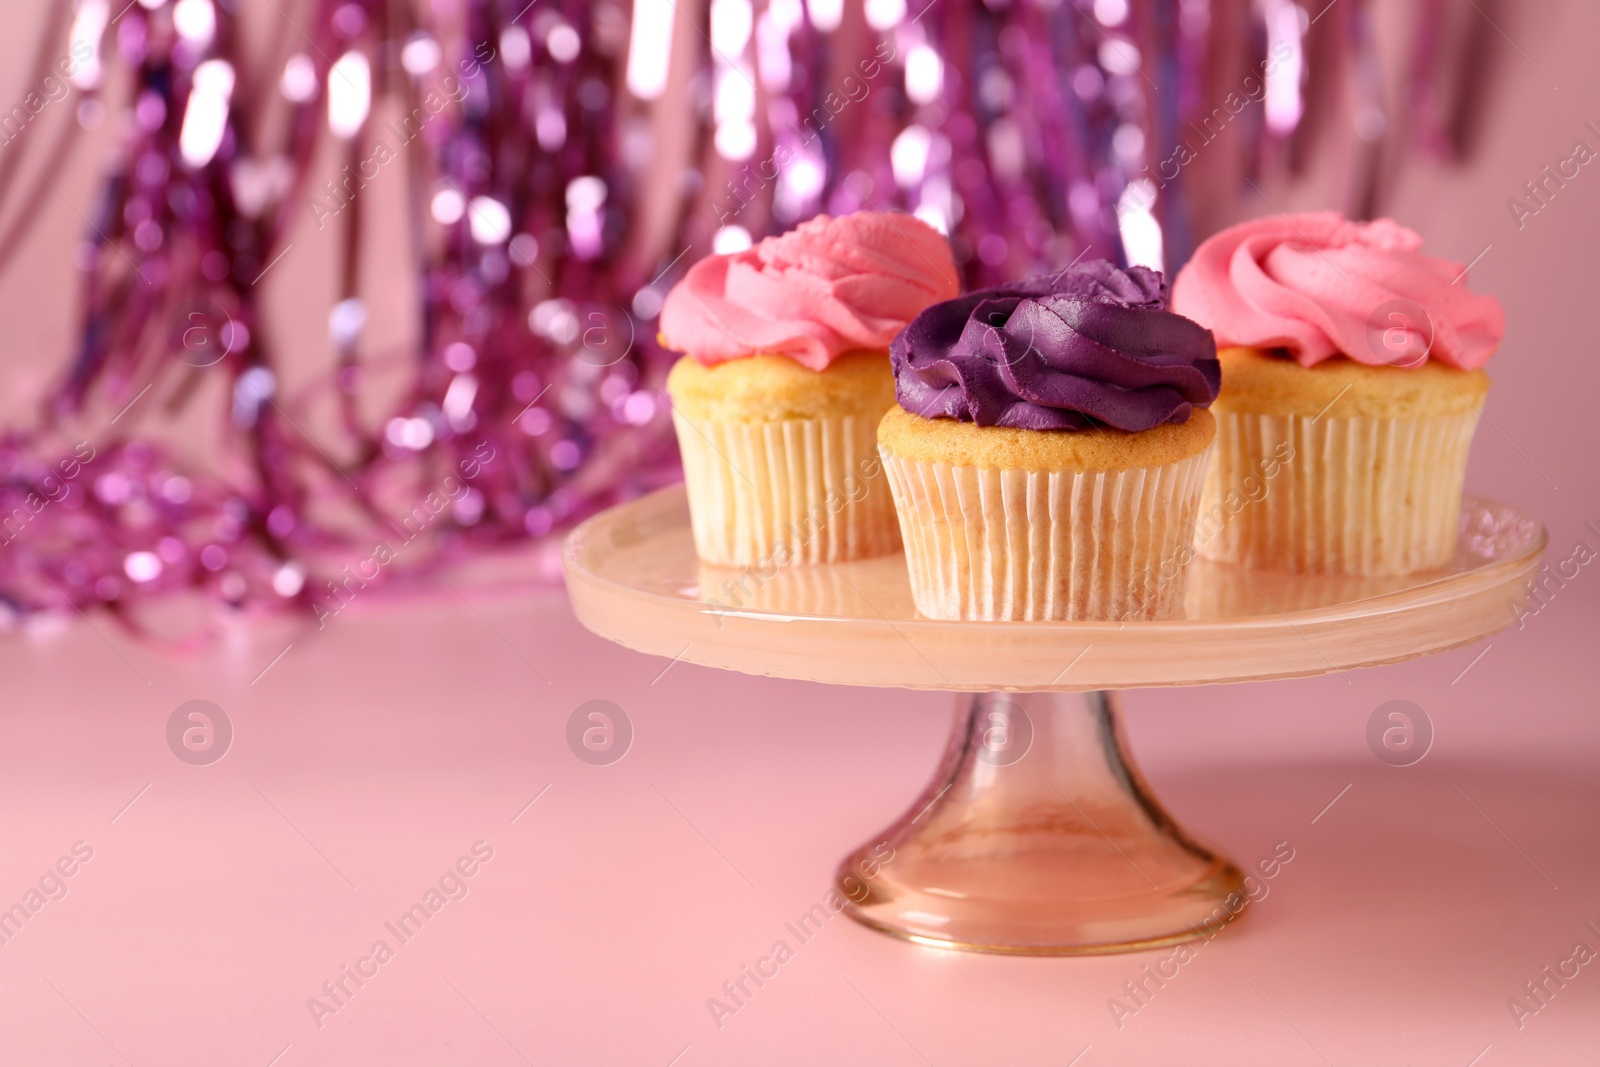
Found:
0,0 -> 1482,639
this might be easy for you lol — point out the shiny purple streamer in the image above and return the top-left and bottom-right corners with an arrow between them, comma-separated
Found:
0,0 -> 1464,639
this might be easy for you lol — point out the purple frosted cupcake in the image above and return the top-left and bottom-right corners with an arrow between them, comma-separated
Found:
878,262 -> 1220,621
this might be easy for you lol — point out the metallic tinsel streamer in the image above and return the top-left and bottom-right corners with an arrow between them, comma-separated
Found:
0,0 -> 1478,637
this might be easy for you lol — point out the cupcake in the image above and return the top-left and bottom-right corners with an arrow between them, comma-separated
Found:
1171,213 -> 1505,576
660,213 -> 959,567
881,261 -> 1220,621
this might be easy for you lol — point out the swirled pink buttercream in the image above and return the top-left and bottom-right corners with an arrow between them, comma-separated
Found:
659,212 -> 960,371
1171,212 -> 1504,370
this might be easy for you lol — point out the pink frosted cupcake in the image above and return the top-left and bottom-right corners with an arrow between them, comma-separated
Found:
1172,212 -> 1505,575
660,212 -> 958,567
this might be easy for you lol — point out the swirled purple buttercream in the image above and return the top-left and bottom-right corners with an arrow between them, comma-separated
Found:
890,261 -> 1221,432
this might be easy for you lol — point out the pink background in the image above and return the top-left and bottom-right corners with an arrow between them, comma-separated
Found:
0,586 -> 1595,1065
2,2 -> 1598,1063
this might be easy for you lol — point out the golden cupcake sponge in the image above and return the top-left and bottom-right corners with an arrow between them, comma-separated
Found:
877,405 -> 1215,473
666,350 -> 895,423
1213,346 -> 1489,419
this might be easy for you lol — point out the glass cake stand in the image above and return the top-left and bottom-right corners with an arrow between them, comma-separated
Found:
563,486 -> 1545,956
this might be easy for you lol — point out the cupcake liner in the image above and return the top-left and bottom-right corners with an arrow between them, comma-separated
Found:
672,410 -> 900,566
1195,409 -> 1481,575
882,447 -> 1211,621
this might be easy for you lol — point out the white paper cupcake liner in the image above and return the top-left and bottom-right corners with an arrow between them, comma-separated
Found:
1195,409 -> 1481,575
881,447 -> 1211,621
673,410 -> 900,566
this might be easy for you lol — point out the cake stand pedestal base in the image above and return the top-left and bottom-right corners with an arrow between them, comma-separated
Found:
836,690 -> 1245,955
566,486 -> 1545,955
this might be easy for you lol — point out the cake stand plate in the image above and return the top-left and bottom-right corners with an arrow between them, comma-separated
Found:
563,486 -> 1544,955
